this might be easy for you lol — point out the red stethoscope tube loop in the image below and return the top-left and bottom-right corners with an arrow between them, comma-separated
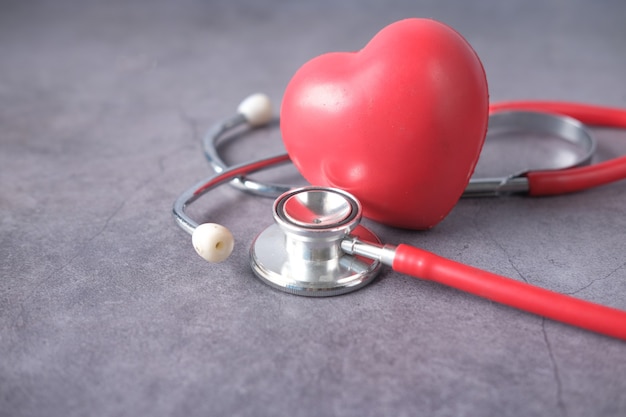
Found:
526,156 -> 626,196
393,244 -> 626,340
490,101 -> 626,196
490,101 -> 626,127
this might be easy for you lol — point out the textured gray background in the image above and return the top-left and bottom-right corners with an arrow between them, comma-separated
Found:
2,1 -> 626,416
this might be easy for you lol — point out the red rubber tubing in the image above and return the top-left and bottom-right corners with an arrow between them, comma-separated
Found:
489,101 -> 626,196
393,244 -> 626,340
489,101 -> 626,127
525,156 -> 626,196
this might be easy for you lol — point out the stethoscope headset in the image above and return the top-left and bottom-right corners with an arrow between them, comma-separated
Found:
173,21 -> 626,341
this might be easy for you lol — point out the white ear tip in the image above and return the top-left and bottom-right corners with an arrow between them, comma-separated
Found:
192,223 -> 235,263
237,93 -> 273,126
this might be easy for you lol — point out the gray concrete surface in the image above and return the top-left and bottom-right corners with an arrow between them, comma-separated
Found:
2,1 -> 626,416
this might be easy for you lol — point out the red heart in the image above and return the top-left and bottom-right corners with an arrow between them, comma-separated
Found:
280,18 -> 489,229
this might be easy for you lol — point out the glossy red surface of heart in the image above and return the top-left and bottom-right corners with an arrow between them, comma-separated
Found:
280,19 -> 489,229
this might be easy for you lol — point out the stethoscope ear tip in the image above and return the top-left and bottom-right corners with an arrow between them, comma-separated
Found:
237,93 -> 273,127
192,223 -> 235,263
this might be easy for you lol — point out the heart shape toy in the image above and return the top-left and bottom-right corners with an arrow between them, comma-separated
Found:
280,18 -> 489,229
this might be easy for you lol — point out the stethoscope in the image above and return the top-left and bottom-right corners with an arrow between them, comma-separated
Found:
173,94 -> 626,340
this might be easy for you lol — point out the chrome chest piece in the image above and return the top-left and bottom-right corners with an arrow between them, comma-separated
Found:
250,187 -> 383,296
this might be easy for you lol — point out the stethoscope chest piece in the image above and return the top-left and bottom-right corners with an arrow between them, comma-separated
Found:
250,187 -> 383,296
